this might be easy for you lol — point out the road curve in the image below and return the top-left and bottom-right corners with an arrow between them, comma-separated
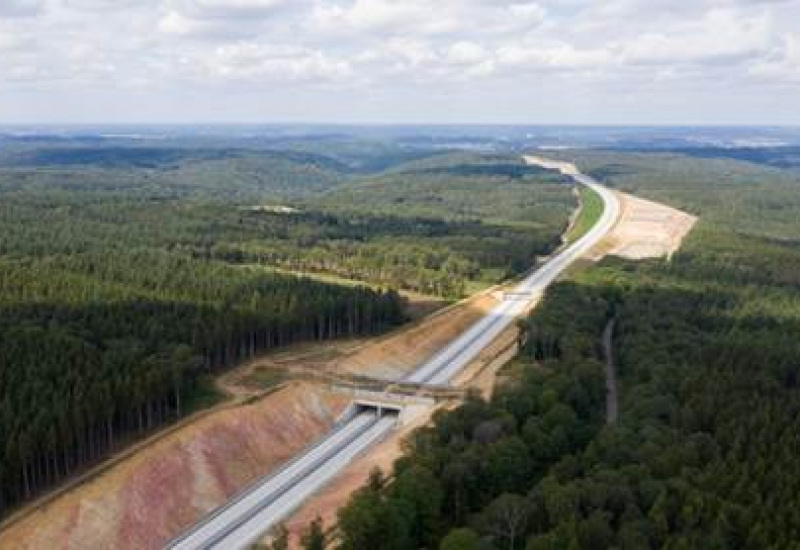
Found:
405,157 -> 620,386
166,157 -> 619,549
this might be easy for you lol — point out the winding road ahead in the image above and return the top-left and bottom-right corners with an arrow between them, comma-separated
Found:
167,156 -> 620,550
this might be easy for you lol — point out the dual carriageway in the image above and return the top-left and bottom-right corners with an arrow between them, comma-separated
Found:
168,159 -> 620,549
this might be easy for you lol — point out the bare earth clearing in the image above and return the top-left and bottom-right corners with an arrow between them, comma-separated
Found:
0,289 -> 497,549
0,383 -> 348,549
590,191 -> 697,261
523,155 -> 697,260
0,165 -> 696,549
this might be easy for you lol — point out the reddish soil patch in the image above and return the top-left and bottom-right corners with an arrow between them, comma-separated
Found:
0,382 -> 348,550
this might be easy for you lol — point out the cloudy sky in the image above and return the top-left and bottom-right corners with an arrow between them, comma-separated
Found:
1,0 -> 799,124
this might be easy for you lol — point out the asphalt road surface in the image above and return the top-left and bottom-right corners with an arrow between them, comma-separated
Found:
166,158 -> 620,549
405,167 -> 620,386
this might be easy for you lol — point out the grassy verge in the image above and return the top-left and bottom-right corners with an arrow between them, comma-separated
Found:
565,186 -> 604,243
238,264 -> 373,289
240,367 -> 289,391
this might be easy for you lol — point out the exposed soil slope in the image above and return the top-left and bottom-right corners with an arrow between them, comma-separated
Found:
0,290 -> 497,550
592,191 -> 697,260
230,290 -> 501,387
0,383 -> 348,550
524,155 -> 696,260
335,292 -> 500,380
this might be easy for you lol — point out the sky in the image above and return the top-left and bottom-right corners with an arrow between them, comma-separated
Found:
1,0 -> 800,125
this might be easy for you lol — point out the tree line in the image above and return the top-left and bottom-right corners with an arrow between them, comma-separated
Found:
0,249 -> 402,517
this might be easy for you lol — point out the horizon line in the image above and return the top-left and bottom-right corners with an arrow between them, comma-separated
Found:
2,122 -> 800,129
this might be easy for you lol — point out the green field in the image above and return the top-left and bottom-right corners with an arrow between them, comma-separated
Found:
565,186 -> 604,244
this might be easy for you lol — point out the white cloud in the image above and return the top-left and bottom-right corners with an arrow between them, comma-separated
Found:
0,23 -> 30,49
750,34 -> 800,81
156,0 -> 300,39
619,9 -> 772,65
172,0 -> 294,20
507,3 -> 546,26
158,10 -> 200,35
384,38 -> 437,66
446,41 -> 488,65
206,41 -> 352,82
310,0 -> 548,37
2,0 -> 800,123
310,0 -> 460,35
0,0 -> 45,18
63,0 -> 148,12
496,42 -> 612,70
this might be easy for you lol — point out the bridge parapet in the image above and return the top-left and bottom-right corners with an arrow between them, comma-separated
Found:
332,386 -> 445,426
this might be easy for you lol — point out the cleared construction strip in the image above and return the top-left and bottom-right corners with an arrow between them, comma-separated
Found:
167,156 -> 620,549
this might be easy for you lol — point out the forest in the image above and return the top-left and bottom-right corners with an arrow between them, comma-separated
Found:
329,152 -> 800,549
0,140 -> 573,518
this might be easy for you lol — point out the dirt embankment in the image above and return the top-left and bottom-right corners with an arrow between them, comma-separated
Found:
0,383 -> 348,550
231,290 -> 501,387
0,289 -> 498,550
523,155 -> 697,261
334,292 -> 499,380
590,191 -> 697,260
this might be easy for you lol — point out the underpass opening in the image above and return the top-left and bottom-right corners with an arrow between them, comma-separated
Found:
353,402 -> 403,419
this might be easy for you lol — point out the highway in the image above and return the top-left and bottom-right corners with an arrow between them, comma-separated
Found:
204,414 -> 397,549
406,162 -> 619,386
168,411 -> 382,550
166,157 -> 619,549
